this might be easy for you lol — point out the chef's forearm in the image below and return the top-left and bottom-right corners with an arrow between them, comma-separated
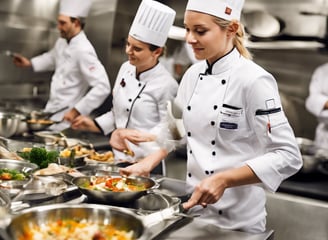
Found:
216,165 -> 261,189
139,148 -> 168,172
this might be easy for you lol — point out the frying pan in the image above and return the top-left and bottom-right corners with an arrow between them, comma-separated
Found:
5,203 -> 151,240
72,173 -> 159,204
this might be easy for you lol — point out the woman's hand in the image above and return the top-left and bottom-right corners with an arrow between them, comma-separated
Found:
182,174 -> 227,210
63,108 -> 80,123
109,128 -> 156,152
119,161 -> 152,177
71,115 -> 101,132
118,148 -> 168,177
182,165 -> 260,210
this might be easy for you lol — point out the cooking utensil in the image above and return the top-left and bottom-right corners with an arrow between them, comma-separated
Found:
72,173 -> 159,204
26,119 -> 61,131
5,203 -> 151,240
31,106 -> 69,120
0,159 -> 39,190
0,112 -> 26,138
1,50 -> 15,57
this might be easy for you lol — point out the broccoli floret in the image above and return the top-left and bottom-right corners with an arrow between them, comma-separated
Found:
29,147 -> 48,167
44,150 -> 59,168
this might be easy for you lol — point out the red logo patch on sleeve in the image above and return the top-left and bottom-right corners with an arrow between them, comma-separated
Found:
225,7 -> 232,15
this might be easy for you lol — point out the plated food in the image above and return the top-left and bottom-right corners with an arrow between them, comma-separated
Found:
0,168 -> 27,181
85,150 -> 114,164
59,145 -> 92,158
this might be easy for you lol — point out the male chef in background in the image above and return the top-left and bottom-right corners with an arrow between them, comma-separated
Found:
12,0 -> 111,131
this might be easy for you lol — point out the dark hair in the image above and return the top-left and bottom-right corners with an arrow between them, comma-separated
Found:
70,17 -> 86,29
149,44 -> 165,57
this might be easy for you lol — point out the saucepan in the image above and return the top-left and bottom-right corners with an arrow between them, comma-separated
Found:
71,172 -> 159,204
4,203 -> 151,240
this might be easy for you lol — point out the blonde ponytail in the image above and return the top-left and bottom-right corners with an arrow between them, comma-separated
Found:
213,17 -> 252,60
233,21 -> 252,60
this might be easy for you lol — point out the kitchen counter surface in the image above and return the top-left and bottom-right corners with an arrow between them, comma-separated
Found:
153,218 -> 274,240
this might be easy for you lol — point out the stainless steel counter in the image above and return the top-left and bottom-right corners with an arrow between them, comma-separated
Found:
153,218 -> 274,240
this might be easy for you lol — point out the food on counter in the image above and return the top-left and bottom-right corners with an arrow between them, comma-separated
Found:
0,168 -> 26,180
33,163 -> 71,176
84,176 -> 147,192
18,147 -> 59,168
60,145 -> 93,158
18,219 -> 135,240
27,119 -> 54,124
0,146 -> 24,160
86,151 -> 114,163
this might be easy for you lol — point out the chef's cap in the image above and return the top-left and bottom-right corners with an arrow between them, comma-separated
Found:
129,0 -> 176,47
186,0 -> 244,21
59,0 -> 92,18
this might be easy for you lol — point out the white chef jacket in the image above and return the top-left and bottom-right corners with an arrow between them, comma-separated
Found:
31,31 -> 111,130
305,63 -> 328,149
174,48 -> 302,232
95,61 -> 178,162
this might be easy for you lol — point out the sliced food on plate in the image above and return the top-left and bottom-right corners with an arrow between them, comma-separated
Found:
85,150 -> 114,164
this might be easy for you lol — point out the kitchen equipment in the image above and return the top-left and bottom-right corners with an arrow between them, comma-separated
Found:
26,119 -> 60,131
5,203 -> 151,240
0,112 -> 26,138
243,10 -> 282,38
0,190 -> 11,217
30,106 -> 69,120
75,164 -> 120,175
0,159 -> 39,190
72,173 -> 159,204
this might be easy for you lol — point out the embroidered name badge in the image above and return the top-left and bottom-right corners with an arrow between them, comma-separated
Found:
220,122 -> 238,129
225,7 -> 232,15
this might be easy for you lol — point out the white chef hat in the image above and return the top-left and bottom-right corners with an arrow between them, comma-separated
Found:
186,0 -> 244,21
59,0 -> 92,18
129,0 -> 176,47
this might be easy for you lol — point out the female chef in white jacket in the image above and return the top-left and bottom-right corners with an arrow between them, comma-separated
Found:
72,0 -> 178,174
113,0 -> 303,233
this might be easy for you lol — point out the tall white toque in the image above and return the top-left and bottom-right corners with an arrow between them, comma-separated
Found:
186,0 -> 245,21
129,0 -> 176,47
59,0 -> 92,18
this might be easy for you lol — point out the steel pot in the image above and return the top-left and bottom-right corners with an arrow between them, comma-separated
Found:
5,203 -> 151,240
0,112 -> 25,138
72,173 -> 159,204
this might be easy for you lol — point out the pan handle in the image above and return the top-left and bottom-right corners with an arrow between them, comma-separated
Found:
0,228 -> 12,240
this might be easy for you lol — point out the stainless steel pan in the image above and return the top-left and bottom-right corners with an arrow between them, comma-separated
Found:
5,203 -> 151,240
72,173 -> 159,204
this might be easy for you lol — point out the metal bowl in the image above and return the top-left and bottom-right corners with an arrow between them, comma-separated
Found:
0,159 -> 39,189
72,173 -> 159,204
0,112 -> 25,138
6,203 -> 150,240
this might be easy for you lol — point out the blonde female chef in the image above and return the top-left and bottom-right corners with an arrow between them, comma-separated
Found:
13,0 -> 110,131
114,0 -> 303,233
72,0 -> 178,174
